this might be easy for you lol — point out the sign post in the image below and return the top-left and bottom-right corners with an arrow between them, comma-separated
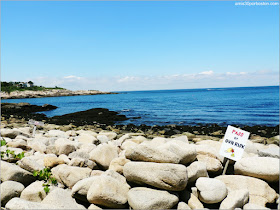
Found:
28,120 -> 44,137
219,125 -> 250,175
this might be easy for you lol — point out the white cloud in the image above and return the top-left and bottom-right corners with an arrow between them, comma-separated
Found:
27,70 -> 279,92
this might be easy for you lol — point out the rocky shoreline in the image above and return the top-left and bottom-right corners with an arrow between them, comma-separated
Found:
1,89 -> 117,99
0,103 -> 279,209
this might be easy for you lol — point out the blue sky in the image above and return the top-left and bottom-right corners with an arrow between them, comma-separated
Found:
1,1 -> 279,91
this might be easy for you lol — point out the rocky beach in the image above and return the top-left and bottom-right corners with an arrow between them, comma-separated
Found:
1,89 -> 116,99
0,103 -> 279,209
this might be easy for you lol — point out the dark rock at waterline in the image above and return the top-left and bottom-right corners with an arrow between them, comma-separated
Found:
49,108 -> 128,126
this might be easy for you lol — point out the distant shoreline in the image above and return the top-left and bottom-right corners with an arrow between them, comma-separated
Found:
1,89 -> 117,99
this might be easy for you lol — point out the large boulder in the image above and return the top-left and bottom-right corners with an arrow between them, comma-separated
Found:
195,177 -> 227,204
216,175 -> 277,206
5,197 -> 58,209
234,157 -> 279,182
42,188 -> 85,209
123,161 -> 188,191
17,157 -> 45,173
87,170 -> 130,208
0,161 -> 36,186
219,189 -> 249,209
51,164 -> 91,188
72,177 -> 99,202
258,145 -> 280,159
0,181 -> 25,206
89,144 -> 119,170
125,140 -> 196,164
127,187 -> 179,210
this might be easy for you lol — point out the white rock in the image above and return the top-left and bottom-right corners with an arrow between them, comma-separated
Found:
42,188 -> 86,209
128,187 -> 179,210
17,157 -> 45,173
72,176 -> 99,201
1,160 -> 36,186
96,135 -> 109,144
20,181 -> 49,202
51,164 -> 91,188
123,161 -> 188,191
121,140 -> 138,150
243,203 -> 270,209
219,189 -> 249,209
89,144 -> 119,170
196,177 -> 227,204
55,138 -> 76,155
5,197 -> 58,209
177,201 -> 191,209
109,157 -> 131,174
99,130 -> 117,140
88,204 -> 102,209
68,150 -> 90,160
58,154 -> 71,164
187,161 -> 208,183
216,175 -> 277,206
77,133 -> 98,144
0,181 -> 25,206
87,170 -> 130,208
46,130 -> 69,138
197,154 -> 223,173
258,145 -> 280,158
234,157 -> 279,182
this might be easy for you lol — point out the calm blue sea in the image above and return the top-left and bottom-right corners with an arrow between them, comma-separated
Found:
2,86 -> 279,127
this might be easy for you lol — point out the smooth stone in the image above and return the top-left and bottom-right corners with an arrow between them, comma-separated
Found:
186,161 -> 208,183
243,203 -> 270,209
68,150 -> 90,160
177,201 -> 191,209
87,170 -> 130,208
41,188 -> 86,209
20,181 -> 50,202
216,175 -> 277,206
55,138 -> 76,155
89,144 -> 119,170
5,197 -> 58,209
0,181 -> 25,206
72,177 -> 99,202
197,154 -> 223,173
196,177 -> 227,204
88,204 -> 102,209
219,189 -> 249,209
17,157 -> 45,173
44,156 -> 65,168
1,160 -> 36,186
51,164 -> 91,188
234,157 -> 279,182
77,133 -> 98,144
128,187 -> 179,210
109,157 -> 131,174
123,161 -> 188,191
258,145 -> 280,158
96,135 -> 110,144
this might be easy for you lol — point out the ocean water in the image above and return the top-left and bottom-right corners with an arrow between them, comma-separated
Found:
2,86 -> 279,127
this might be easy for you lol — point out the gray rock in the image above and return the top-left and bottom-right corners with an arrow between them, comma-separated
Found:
42,188 -> 86,209
123,161 -> 188,191
5,197 -> 58,209
234,157 -> 279,182
68,151 -> 90,160
128,187 -> 179,210
87,170 -> 130,208
51,164 -> 91,188
0,181 -> 25,206
1,160 -> 36,186
196,177 -> 227,204
219,189 -> 249,209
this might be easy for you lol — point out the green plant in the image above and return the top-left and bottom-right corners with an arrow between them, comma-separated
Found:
0,138 -> 25,160
33,168 -> 57,193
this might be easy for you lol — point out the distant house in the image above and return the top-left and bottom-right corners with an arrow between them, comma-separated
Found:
16,82 -> 34,88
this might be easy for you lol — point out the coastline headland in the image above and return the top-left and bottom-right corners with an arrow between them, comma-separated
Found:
1,89 -> 117,99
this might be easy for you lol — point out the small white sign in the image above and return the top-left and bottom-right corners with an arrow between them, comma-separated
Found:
219,125 -> 250,161
28,120 -> 44,126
